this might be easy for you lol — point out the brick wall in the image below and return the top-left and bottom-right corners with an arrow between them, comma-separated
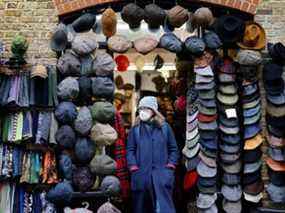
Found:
0,0 -> 58,65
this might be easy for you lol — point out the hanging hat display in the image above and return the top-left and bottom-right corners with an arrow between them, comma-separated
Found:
237,21 -> 266,50
107,35 -> 132,53
167,5 -> 189,28
72,13 -> 96,33
134,36 -> 158,55
154,54 -> 164,70
144,4 -> 166,30
50,23 -> 68,53
101,8 -> 117,38
115,55 -> 130,72
191,7 -> 214,29
121,3 -> 144,29
134,55 -> 145,72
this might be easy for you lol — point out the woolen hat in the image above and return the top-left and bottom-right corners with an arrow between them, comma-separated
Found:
72,13 -> 96,33
222,199 -> 242,213
191,7 -> 214,29
266,157 -> 285,172
46,181 -> 74,205
90,123 -> 118,146
266,183 -> 285,203
55,102 -> 78,124
167,5 -> 189,28
203,31 -> 222,49
237,21 -> 266,50
89,154 -> 116,175
74,106 -> 92,136
100,175 -> 121,194
144,4 -> 166,30
77,76 -> 92,104
138,96 -> 158,112
50,23 -> 68,52
75,137 -> 95,164
101,8 -> 117,38
92,77 -> 114,99
184,171 -> 198,191
93,52 -> 115,77
185,36 -> 206,56
107,35 -> 132,53
121,3 -> 144,29
221,184 -> 242,202
222,173 -> 241,185
71,33 -> 98,55
160,33 -> 183,53
90,101 -> 115,123
57,51 -> 81,76
236,50 -> 262,66
59,154 -> 73,180
72,166 -> 94,192
57,77 -> 79,101
197,160 -> 217,178
134,36 -> 158,55
197,193 -> 217,209
55,125 -> 76,149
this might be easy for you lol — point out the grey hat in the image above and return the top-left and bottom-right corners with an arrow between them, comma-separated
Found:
138,96 -> 158,112
195,81 -> 215,90
198,105 -> 217,116
71,34 -> 98,55
244,159 -> 262,174
74,106 -> 92,136
185,154 -> 200,171
55,125 -> 76,149
187,118 -> 198,132
46,181 -> 74,205
134,36 -> 158,55
72,13 -> 96,33
222,173 -> 241,185
203,31 -> 222,49
218,73 -> 236,83
186,127 -> 199,140
194,66 -> 214,77
55,101 -> 78,124
219,141 -> 241,154
197,160 -> 217,178
221,184 -> 242,202
100,175 -> 121,195
221,160 -> 242,174
236,50 -> 262,66
219,84 -> 237,95
196,75 -> 214,84
220,152 -> 240,164
217,92 -> 238,105
267,183 -> 285,203
182,143 -> 200,159
222,199 -> 242,213
107,35 -> 132,53
199,150 -> 217,168
196,193 -> 217,209
93,52 -> 115,77
89,154 -> 116,175
185,133 -> 199,148
243,112 -> 261,125
57,51 -> 81,76
219,124 -> 240,135
198,121 -> 218,131
50,23 -> 68,52
185,36 -> 206,56
57,77 -> 79,101
199,90 -> 215,100
160,33 -> 183,53
198,203 -> 218,213
75,137 -> 96,164
92,77 -> 115,99
268,146 -> 285,162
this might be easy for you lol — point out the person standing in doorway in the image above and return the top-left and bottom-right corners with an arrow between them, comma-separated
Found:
127,96 -> 179,213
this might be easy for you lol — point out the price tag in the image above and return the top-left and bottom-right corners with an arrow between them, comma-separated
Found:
225,108 -> 237,118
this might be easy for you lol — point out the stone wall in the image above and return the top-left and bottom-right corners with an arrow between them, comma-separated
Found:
0,0 -> 58,65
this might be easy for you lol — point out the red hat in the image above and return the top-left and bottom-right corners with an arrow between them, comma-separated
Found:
115,55 -> 130,72
184,170 -> 198,191
175,96 -> 186,112
197,113 -> 217,123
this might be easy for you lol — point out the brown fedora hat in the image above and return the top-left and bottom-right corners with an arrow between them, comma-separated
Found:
190,7 -> 214,29
266,157 -> 285,172
237,21 -> 266,50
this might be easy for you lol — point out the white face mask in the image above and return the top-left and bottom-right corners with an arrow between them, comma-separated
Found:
139,109 -> 153,121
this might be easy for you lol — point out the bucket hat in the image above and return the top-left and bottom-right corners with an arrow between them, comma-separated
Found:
71,34 -> 98,55
242,92 -> 260,104
199,90 -> 215,100
93,52 -> 115,77
72,166 -> 94,192
185,133 -> 199,148
268,146 -> 285,162
185,36 -> 206,56
199,105 -> 217,116
55,125 -> 76,149
121,3 -> 144,29
197,113 -> 217,123
219,114 -> 239,128
237,21 -> 266,50
90,101 -> 115,123
184,171 -> 198,190
203,31 -> 222,49
199,137 -> 218,151
57,51 -> 81,76
195,81 -> 215,91
219,84 -> 237,95
221,184 -> 242,202
196,75 -> 214,84
243,180 -> 264,195
185,153 -> 200,171
191,7 -> 214,29
243,104 -> 261,118
75,137 -> 95,164
100,175 -> 121,194
264,79 -> 285,96
267,134 -> 285,148
194,65 -> 214,77
243,192 -> 263,203
267,102 -> 285,117
199,130 -> 217,140
200,145 -> 217,159
74,106 -> 92,136
72,13 -> 96,33
199,150 -> 217,168
89,154 -> 116,175
268,42 -> 285,62
220,133 -> 240,145
222,199 -> 242,213
92,77 -> 114,99
186,127 -> 199,140
244,112 -> 261,125
213,15 -> 245,44
197,181 -> 217,194
242,82 -> 258,96
59,154 -> 73,180
57,77 -> 79,101
243,169 -> 262,185
101,8 -> 117,38
50,23 -> 68,52
244,133 -> 263,150
198,177 -> 216,187
90,123 -> 118,146
218,73 -> 236,83
182,143 -> 200,159
197,193 -> 217,209
167,5 -> 189,28
134,36 -> 158,55
107,35 -> 132,53
266,157 -> 285,172
236,50 -> 262,66
244,147 -> 262,163
221,160 -> 242,174
220,152 -> 240,164
219,124 -> 239,135
217,92 -> 238,105
187,119 -> 199,132
266,183 -> 285,203
240,65 -> 258,82
243,98 -> 261,109
266,90 -> 285,106
198,121 -> 218,131
197,160 -> 217,178
159,33 -> 183,53
267,124 -> 284,138
266,114 -> 285,128
46,181 -> 74,205
244,123 -> 261,139
268,168 -> 285,186
219,141 -> 240,154
244,159 -> 262,174
222,173 -> 241,185
55,102 -> 78,124
144,4 -> 166,30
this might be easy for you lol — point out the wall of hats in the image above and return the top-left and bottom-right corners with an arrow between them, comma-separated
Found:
1,0 -> 285,212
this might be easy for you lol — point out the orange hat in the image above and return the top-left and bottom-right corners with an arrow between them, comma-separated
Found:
266,157 -> 285,172
184,170 -> 198,191
244,133 -> 263,150
237,21 -> 266,50
101,8 -> 117,38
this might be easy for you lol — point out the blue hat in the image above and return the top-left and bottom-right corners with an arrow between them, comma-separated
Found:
263,63 -> 283,81
55,102 -> 78,124
203,31 -> 222,49
198,121 -> 218,131
244,112 -> 261,125
220,133 -> 240,145
185,36 -> 205,56
219,113 -> 239,127
267,183 -> 285,203
185,154 -> 200,171
267,90 -> 285,106
92,77 -> 115,99
199,99 -> 216,108
55,125 -> 76,149
242,82 -> 258,96
59,154 -> 73,180
222,173 -> 241,185
75,137 -> 96,164
244,123 -> 261,139
198,176 -> 217,187
243,147 -> 262,163
264,79 -> 285,96
138,96 -> 158,112
159,32 -> 183,53
46,181 -> 74,205
243,104 -> 261,117
268,146 -> 285,162
200,130 -> 217,140
199,137 -> 218,151
219,141 -> 241,154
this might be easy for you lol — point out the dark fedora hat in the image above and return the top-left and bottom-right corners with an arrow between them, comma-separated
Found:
268,42 -> 285,62
72,13 -> 96,33
121,3 -> 144,29
212,15 -> 245,44
50,23 -> 68,52
243,169 -> 262,185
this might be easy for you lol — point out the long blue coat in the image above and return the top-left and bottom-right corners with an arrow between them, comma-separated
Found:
127,120 -> 179,213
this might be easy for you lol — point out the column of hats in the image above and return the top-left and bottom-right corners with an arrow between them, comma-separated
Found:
237,50 -> 264,205
47,13 -> 121,207
264,42 -> 285,204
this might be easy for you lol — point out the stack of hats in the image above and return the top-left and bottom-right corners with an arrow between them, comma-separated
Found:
237,49 -> 264,205
263,56 -> 285,203
217,57 -> 242,211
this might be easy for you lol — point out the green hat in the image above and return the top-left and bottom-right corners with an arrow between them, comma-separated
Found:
90,101 -> 115,123
11,34 -> 29,58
